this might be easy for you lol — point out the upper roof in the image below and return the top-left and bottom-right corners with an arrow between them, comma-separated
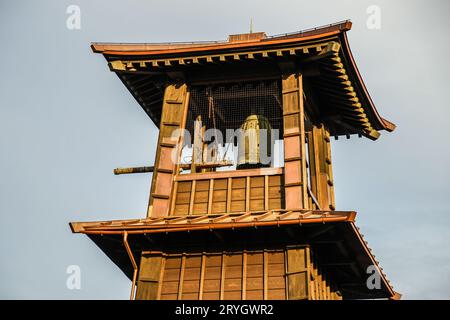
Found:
92,20 -> 395,139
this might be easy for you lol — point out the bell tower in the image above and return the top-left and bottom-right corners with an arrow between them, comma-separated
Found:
71,21 -> 400,300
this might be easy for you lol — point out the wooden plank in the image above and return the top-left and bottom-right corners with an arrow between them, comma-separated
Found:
169,181 -> 179,215
156,257 -> 166,300
263,251 -> 268,300
246,177 -> 250,212
191,114 -> 203,173
264,175 -> 269,210
306,245 -> 311,300
188,180 -> 196,215
207,179 -> 214,214
242,252 -> 247,300
177,255 -> 186,300
220,253 -> 226,300
324,128 -> 335,209
148,82 -> 188,218
175,167 -> 283,181
309,261 -> 315,300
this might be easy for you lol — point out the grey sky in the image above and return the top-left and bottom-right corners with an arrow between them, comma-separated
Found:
1,0 -> 449,299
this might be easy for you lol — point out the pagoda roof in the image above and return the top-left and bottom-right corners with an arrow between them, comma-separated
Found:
91,20 -> 395,140
70,209 -> 399,300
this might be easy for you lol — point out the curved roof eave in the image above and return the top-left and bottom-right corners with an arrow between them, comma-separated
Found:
338,32 -> 396,133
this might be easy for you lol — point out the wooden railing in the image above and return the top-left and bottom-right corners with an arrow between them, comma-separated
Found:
171,167 -> 284,215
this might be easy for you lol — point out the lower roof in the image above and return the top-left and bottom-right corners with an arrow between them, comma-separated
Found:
70,210 -> 399,299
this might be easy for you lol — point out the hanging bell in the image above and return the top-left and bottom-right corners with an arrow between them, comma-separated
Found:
237,114 -> 272,170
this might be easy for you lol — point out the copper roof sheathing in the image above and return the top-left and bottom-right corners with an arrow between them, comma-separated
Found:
70,209 -> 355,234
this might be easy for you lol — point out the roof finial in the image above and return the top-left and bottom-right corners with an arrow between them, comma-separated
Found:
250,18 -> 253,34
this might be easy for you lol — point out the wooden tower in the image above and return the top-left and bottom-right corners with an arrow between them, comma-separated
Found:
70,21 -> 400,300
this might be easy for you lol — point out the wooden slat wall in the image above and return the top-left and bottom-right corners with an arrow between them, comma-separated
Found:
148,82 -> 189,218
282,72 -> 308,210
141,249 -> 286,300
172,174 -> 284,215
137,247 -> 344,300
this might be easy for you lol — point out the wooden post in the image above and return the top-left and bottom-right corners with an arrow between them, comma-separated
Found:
220,253 -> 226,300
307,125 -> 335,210
147,82 -> 189,218
324,129 -> 336,210
192,115 -> 203,173
198,254 -> 206,300
177,255 -> 186,300
263,250 -> 268,300
281,70 -> 308,210
242,252 -> 247,300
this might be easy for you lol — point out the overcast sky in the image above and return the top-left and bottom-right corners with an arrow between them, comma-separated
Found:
1,0 -> 449,299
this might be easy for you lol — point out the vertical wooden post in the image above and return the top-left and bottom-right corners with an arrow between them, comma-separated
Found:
323,129 -> 335,210
226,178 -> 232,213
198,254 -> 206,300
207,179 -> 214,214
177,255 -> 186,300
188,180 -> 196,215
281,71 -> 308,210
220,253 -> 226,300
245,176 -> 251,212
147,82 -> 189,218
307,125 -> 335,210
263,250 -> 268,300
264,175 -> 269,210
242,251 -> 247,300
156,256 -> 166,300
192,115 -> 203,173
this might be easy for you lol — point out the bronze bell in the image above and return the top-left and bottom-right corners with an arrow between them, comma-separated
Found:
237,114 -> 272,170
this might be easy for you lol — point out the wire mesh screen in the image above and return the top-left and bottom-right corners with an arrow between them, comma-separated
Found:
187,80 -> 283,139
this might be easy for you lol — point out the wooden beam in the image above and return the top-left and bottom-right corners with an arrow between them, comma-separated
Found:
147,81 -> 189,218
282,70 -> 308,210
198,254 -> 206,300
